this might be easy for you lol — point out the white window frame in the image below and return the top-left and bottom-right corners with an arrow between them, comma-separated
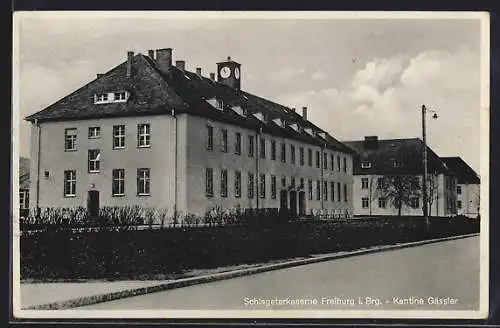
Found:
64,170 -> 76,197
65,128 -> 77,151
137,168 -> 151,196
361,178 -> 369,189
88,126 -> 101,139
235,171 -> 242,198
410,197 -> 420,209
206,125 -> 214,150
271,175 -> 277,199
113,125 -> 126,149
362,197 -> 369,209
94,93 -> 109,103
361,161 -> 372,169
114,91 -> 128,102
259,173 -> 266,199
221,169 -> 228,198
137,124 -> 151,148
112,169 -> 125,196
19,190 -> 29,209
378,197 -> 387,208
248,172 -> 255,199
88,149 -> 100,173
206,168 -> 214,197
221,129 -> 228,153
457,185 -> 462,195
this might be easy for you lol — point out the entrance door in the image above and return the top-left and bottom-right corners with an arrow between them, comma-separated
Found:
289,190 -> 297,218
87,190 -> 100,220
298,191 -> 306,216
279,189 -> 288,218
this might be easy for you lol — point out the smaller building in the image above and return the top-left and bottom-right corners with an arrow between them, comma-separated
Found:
344,136 -> 458,217
441,157 -> 480,218
19,157 -> 30,218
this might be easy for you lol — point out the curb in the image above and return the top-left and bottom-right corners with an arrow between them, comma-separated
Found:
25,233 -> 479,310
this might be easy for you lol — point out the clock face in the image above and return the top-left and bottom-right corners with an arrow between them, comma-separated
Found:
234,67 -> 240,79
220,66 -> 231,79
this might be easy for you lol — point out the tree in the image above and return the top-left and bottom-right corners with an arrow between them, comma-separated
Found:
376,175 -> 421,216
426,174 -> 441,216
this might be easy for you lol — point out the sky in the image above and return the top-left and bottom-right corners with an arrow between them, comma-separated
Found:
13,12 -> 487,173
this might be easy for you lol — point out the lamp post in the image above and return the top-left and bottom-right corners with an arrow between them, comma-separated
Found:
422,105 -> 438,231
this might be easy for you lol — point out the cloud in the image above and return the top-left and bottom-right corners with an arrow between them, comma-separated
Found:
270,66 -> 307,82
311,70 -> 327,80
274,48 -> 481,171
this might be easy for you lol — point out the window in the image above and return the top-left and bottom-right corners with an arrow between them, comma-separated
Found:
65,128 -> 77,151
291,177 -> 296,188
290,145 -> 296,164
362,197 -> 369,209
323,181 -> 328,200
361,178 -> 369,189
271,175 -> 277,199
88,127 -> 100,139
330,154 -> 334,171
344,183 -> 348,202
337,182 -> 341,202
114,92 -> 127,101
221,129 -> 228,153
271,140 -> 276,160
300,178 -> 304,190
19,190 -> 29,209
113,125 -> 125,149
316,180 -> 321,200
205,168 -> 213,197
315,151 -> 320,168
137,124 -> 150,148
330,182 -> 335,202
215,98 -> 224,110
94,93 -> 108,103
248,135 -> 255,157
281,143 -> 286,162
378,197 -> 387,208
64,170 -> 76,197
112,169 -> 125,196
260,138 -> 266,158
457,186 -> 462,195
457,200 -> 462,209
299,147 -> 304,166
308,179 -> 313,200
248,173 -> 255,198
393,160 -> 403,168
323,152 -> 328,169
235,132 -> 242,155
343,157 -> 347,172
221,169 -> 228,197
206,125 -> 214,150
410,197 -> 420,209
337,155 -> 341,171
377,177 -> 385,189
259,174 -> 266,198
281,176 -> 286,188
361,161 -> 372,169
235,171 -> 242,198
137,168 -> 150,195
88,149 -> 100,173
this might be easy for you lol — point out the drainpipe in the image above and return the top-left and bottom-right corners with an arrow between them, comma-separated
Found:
320,143 -> 325,211
172,109 -> 178,224
255,126 -> 262,214
34,119 -> 41,217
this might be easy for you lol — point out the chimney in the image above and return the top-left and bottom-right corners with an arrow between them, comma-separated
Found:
364,136 -> 379,149
302,106 -> 308,121
196,67 -> 202,77
291,108 -> 296,112
148,49 -> 155,60
126,51 -> 134,78
96,73 -> 104,78
175,60 -> 186,72
210,73 -> 215,81
155,48 -> 172,76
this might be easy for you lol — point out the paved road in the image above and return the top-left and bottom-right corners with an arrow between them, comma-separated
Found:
79,236 -> 480,311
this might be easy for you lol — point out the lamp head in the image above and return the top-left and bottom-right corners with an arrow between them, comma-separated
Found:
432,113 -> 438,119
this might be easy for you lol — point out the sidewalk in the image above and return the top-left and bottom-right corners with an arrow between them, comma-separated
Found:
19,233 -> 478,310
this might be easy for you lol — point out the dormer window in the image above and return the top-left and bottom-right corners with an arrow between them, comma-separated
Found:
206,98 -> 224,111
95,93 -> 108,103
393,160 -> 404,168
94,91 -> 129,104
318,131 -> 328,139
304,127 -> 314,136
361,161 -> 372,169
231,105 -> 246,117
272,118 -> 286,128
253,111 -> 267,123
290,123 -> 301,132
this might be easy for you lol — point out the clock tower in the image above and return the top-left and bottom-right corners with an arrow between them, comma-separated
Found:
216,56 -> 241,90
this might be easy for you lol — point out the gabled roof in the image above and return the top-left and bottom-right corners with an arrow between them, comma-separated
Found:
344,138 -> 453,176
19,157 -> 30,189
25,53 -> 354,154
441,157 -> 480,184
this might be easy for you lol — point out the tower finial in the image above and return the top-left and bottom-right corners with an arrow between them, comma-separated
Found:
227,56 -> 231,61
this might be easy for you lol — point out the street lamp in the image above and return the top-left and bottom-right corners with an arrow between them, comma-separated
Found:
422,105 -> 438,231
